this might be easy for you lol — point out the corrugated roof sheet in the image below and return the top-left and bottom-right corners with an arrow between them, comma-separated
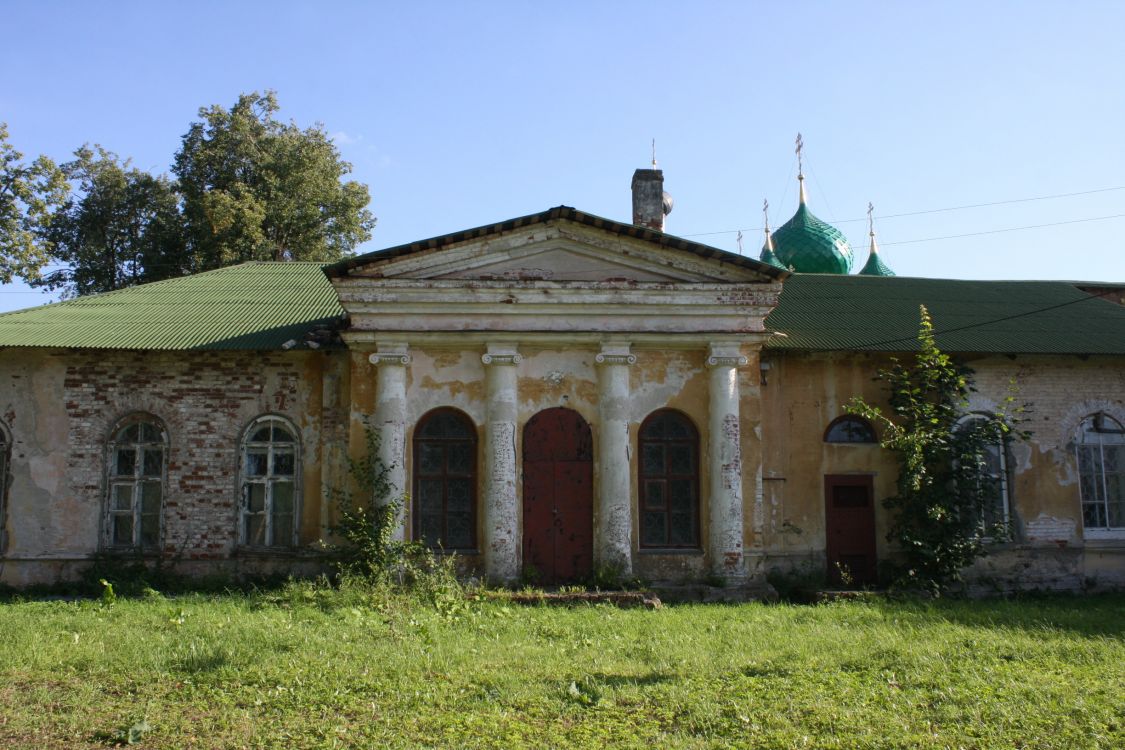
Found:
765,274 -> 1125,354
0,262 -> 343,350
1,260 -> 1122,356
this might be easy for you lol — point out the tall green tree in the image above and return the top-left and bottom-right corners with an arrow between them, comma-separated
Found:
174,91 -> 375,270
0,123 -> 69,283
847,306 -> 1024,592
32,147 -> 187,298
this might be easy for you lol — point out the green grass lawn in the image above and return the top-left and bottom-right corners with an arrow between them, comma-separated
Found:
0,584 -> 1121,749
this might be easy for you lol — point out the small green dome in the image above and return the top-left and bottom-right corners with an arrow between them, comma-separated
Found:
857,229 -> 894,277
858,249 -> 895,276
759,241 -> 786,269
772,202 -> 852,274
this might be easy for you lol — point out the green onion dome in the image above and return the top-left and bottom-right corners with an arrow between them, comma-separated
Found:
769,172 -> 853,274
771,199 -> 853,274
758,222 -> 787,269
759,242 -> 786,269
858,241 -> 895,276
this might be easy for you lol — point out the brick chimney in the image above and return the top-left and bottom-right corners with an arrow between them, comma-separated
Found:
631,168 -> 671,232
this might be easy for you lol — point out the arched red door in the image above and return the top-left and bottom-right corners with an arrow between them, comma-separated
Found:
522,408 -> 593,584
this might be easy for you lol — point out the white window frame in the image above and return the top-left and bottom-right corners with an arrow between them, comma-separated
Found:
104,415 -> 166,552
954,413 -> 1011,538
1075,413 -> 1125,540
239,415 -> 300,548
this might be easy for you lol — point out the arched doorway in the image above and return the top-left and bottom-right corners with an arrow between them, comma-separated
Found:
522,408 -> 593,584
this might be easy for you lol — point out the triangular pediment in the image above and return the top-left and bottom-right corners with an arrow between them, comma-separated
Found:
386,234 -> 733,283
328,207 -> 784,285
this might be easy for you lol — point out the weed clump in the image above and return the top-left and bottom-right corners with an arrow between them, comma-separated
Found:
320,421 -> 465,611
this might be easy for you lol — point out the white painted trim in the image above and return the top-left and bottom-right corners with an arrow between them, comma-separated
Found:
1085,528 -> 1125,541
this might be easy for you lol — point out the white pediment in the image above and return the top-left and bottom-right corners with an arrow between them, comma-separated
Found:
349,222 -> 770,284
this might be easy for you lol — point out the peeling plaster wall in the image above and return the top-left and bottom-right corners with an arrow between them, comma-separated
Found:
759,351 -> 1125,591
0,350 -> 71,572
352,345 -> 753,582
3,340 -> 1120,591
758,352 -> 898,577
0,349 -> 348,586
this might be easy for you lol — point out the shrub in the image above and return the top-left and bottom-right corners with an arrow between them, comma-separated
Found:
322,421 -> 464,606
848,306 -> 1027,593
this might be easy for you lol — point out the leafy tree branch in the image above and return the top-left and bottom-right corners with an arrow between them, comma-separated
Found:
0,123 -> 69,283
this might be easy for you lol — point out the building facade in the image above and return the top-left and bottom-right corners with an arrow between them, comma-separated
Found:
0,171 -> 1122,591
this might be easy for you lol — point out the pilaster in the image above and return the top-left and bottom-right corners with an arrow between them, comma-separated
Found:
481,343 -> 521,583
595,342 -> 636,575
369,344 -> 411,541
707,342 -> 749,580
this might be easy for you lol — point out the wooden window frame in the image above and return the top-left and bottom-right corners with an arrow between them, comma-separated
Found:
954,413 -> 1012,537
1076,412 -> 1125,534
239,415 -> 300,548
638,409 -> 701,550
412,408 -> 478,551
104,414 -> 166,553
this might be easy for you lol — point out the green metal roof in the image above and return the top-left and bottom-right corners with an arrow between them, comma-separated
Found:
765,274 -> 1125,354
2,256 -> 1122,358
858,248 -> 895,277
0,262 -> 343,350
771,203 -> 853,274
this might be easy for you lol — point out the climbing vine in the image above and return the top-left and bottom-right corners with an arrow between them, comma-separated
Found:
847,306 -> 1026,592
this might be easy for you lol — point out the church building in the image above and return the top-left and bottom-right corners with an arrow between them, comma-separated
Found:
0,160 -> 1122,592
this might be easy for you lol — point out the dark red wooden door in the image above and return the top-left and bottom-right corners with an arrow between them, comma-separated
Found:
522,408 -> 593,585
824,475 -> 878,586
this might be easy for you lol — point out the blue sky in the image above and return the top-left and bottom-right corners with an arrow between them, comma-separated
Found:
2,1 -> 1124,312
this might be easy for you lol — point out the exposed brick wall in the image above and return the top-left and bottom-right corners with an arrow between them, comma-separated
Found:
60,350 -> 341,561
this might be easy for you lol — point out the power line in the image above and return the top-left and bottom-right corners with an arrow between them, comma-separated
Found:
830,185 -> 1125,224
879,213 -> 1125,246
682,185 -> 1125,239
681,211 -> 1125,247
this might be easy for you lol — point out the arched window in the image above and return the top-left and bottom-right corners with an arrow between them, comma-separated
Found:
413,409 -> 477,550
639,410 -> 700,548
1075,413 -> 1125,531
240,416 -> 299,547
824,415 -> 877,444
954,413 -> 1010,531
106,416 -> 166,551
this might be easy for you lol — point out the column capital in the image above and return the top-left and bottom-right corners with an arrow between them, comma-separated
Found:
371,348 -> 411,366
481,343 -> 521,366
706,342 -> 749,369
595,342 -> 636,366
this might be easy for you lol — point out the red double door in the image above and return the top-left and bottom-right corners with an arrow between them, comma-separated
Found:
522,408 -> 594,585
